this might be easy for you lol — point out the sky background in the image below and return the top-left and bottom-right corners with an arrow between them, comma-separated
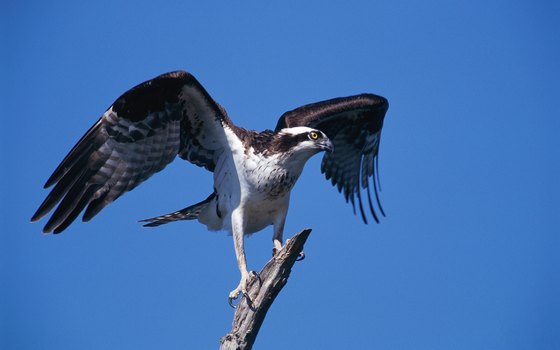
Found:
2,1 -> 559,349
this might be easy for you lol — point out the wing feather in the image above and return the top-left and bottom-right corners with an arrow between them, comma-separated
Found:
32,71 -> 233,233
275,94 -> 388,223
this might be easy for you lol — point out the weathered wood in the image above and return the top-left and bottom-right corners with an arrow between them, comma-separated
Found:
219,229 -> 312,350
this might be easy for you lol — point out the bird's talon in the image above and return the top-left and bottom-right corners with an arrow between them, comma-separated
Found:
296,251 -> 305,261
228,271 -> 259,309
228,289 -> 255,309
242,291 -> 254,308
249,270 -> 262,285
228,287 -> 242,309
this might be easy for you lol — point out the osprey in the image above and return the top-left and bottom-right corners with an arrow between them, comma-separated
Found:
31,71 -> 388,303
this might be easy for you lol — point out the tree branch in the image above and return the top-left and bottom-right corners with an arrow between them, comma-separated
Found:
219,228 -> 312,350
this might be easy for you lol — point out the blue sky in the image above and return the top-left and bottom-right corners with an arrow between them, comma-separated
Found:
2,1 -> 559,349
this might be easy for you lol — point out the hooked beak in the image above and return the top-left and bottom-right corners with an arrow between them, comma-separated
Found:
319,138 -> 334,153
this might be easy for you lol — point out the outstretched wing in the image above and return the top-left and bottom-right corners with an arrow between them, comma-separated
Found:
275,94 -> 388,223
31,71 -> 233,233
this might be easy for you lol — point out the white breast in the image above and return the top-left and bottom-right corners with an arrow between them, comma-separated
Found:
209,127 -> 311,235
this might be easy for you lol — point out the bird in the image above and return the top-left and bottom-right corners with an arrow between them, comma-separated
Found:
31,70 -> 389,304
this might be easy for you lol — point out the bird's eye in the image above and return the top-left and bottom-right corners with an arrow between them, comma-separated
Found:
309,131 -> 319,140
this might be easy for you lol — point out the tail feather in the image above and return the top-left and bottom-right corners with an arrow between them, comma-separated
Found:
140,193 -> 215,227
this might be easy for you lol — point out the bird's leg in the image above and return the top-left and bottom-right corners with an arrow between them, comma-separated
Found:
228,209 -> 257,307
272,217 -> 285,257
272,238 -> 283,257
270,212 -> 304,259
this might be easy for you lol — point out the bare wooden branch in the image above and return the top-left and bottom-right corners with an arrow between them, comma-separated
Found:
219,228 -> 312,350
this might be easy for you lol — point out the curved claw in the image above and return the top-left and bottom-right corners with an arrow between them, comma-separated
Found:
249,270 -> 262,286
296,251 -> 305,261
228,290 -> 256,309
243,291 -> 254,308
228,271 -> 261,309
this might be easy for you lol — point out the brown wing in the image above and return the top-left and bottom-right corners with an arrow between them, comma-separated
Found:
31,71 -> 234,233
275,94 -> 389,223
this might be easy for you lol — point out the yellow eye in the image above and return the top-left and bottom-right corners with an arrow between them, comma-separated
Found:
309,131 -> 319,140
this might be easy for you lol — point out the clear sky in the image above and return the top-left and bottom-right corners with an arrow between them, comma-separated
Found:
2,1 -> 559,349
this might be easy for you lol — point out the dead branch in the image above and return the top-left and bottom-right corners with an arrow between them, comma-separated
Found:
219,228 -> 312,350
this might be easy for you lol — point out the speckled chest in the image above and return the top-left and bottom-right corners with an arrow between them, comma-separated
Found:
241,151 -> 298,201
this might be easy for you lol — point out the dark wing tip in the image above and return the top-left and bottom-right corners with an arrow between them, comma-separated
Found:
30,211 -> 42,223
141,221 -> 162,228
43,179 -> 54,189
139,217 -> 166,228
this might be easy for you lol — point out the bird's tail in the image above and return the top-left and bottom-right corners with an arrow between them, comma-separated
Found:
139,193 -> 216,227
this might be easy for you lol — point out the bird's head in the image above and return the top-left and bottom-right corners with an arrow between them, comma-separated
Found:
274,127 -> 334,157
